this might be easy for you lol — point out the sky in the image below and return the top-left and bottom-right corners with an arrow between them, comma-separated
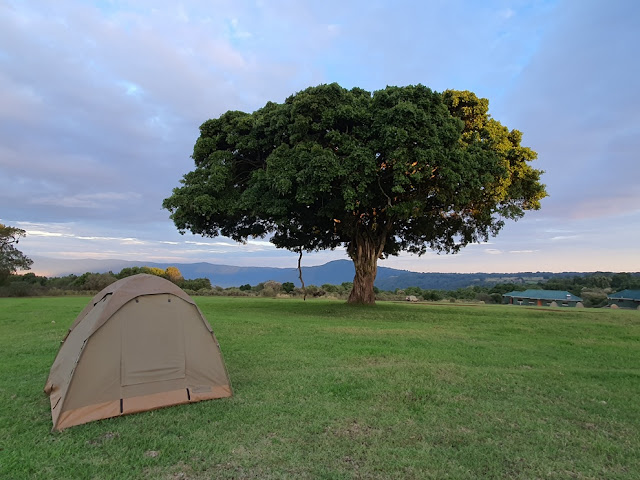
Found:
1,0 -> 639,275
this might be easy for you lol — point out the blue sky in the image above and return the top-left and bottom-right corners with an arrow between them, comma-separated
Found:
1,0 -> 639,274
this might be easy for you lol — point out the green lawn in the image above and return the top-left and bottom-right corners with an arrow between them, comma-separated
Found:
1,297 -> 639,479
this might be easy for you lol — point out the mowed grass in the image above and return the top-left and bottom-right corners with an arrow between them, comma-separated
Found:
1,297 -> 639,479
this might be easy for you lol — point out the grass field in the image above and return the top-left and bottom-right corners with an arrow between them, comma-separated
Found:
1,297 -> 639,479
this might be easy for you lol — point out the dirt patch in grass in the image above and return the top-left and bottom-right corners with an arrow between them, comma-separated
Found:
143,461 -> 192,480
326,419 -> 378,440
87,431 -> 120,446
432,364 -> 463,384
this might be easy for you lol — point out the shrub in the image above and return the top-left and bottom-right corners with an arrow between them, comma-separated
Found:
182,278 -> 212,291
490,293 -> 503,304
422,290 -> 443,301
475,293 -> 495,304
224,288 -> 250,297
321,283 -> 338,293
8,281 -> 33,297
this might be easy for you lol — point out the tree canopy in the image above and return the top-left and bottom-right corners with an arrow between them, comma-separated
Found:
0,224 -> 33,284
163,83 -> 546,304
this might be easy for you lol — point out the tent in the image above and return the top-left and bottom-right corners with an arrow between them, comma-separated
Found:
44,274 -> 232,431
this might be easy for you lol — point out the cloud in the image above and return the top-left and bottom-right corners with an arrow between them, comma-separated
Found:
2,1 -> 639,274
120,238 -> 146,245
0,0 -> 336,229
185,240 -> 235,247
226,17 -> 252,40
504,0 -> 640,221
30,192 -> 142,209
550,235 -> 580,242
26,230 -> 69,238
247,239 -> 275,247
498,8 -> 515,20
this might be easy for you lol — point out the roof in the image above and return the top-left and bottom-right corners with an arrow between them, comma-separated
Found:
608,289 -> 640,301
502,289 -> 582,301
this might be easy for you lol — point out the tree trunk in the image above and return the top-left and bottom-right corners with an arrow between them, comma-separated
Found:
347,234 -> 381,305
297,248 -> 306,301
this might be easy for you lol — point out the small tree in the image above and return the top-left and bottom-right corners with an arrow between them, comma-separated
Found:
260,280 -> 283,297
182,277 -> 212,291
164,266 -> 184,285
164,84 -> 545,304
116,266 -> 149,279
0,224 -> 33,285
83,273 -> 118,291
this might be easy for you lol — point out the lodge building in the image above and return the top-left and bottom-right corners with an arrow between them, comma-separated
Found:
607,290 -> 640,310
502,289 -> 583,308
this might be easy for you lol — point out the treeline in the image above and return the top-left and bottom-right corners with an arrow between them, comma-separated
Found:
2,269 -> 639,307
530,272 -> 640,307
541,272 -> 640,294
404,272 -> 640,307
0,266 -> 212,298
400,272 -> 640,307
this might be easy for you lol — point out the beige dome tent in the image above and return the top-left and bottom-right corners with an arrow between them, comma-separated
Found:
44,274 -> 232,431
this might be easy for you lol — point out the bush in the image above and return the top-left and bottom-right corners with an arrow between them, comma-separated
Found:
405,286 -> 422,297
321,283 -> 338,293
422,290 -> 443,301
182,278 -> 212,291
302,285 -> 326,298
8,281 -> 33,297
474,293 -> 495,304
224,288 -> 250,297
490,293 -> 503,304
580,288 -> 608,308
374,291 -> 400,302
260,286 -> 277,297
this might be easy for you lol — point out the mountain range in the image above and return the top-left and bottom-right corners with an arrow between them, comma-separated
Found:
29,256 -> 581,291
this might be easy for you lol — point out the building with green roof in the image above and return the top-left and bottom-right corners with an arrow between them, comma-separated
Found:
607,290 -> 640,310
502,289 -> 583,308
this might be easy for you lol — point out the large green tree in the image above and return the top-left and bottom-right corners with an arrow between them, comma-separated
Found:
163,84 -> 546,304
0,224 -> 33,284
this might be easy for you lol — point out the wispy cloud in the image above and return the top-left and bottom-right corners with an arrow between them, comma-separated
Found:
247,239 -> 275,247
26,230 -> 70,238
550,235 -> 580,242
121,238 -> 146,245
498,8 -> 515,20
30,192 -> 142,209
185,240 -> 238,247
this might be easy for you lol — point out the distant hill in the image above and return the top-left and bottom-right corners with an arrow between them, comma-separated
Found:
29,256 -> 606,291
31,257 -> 356,288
